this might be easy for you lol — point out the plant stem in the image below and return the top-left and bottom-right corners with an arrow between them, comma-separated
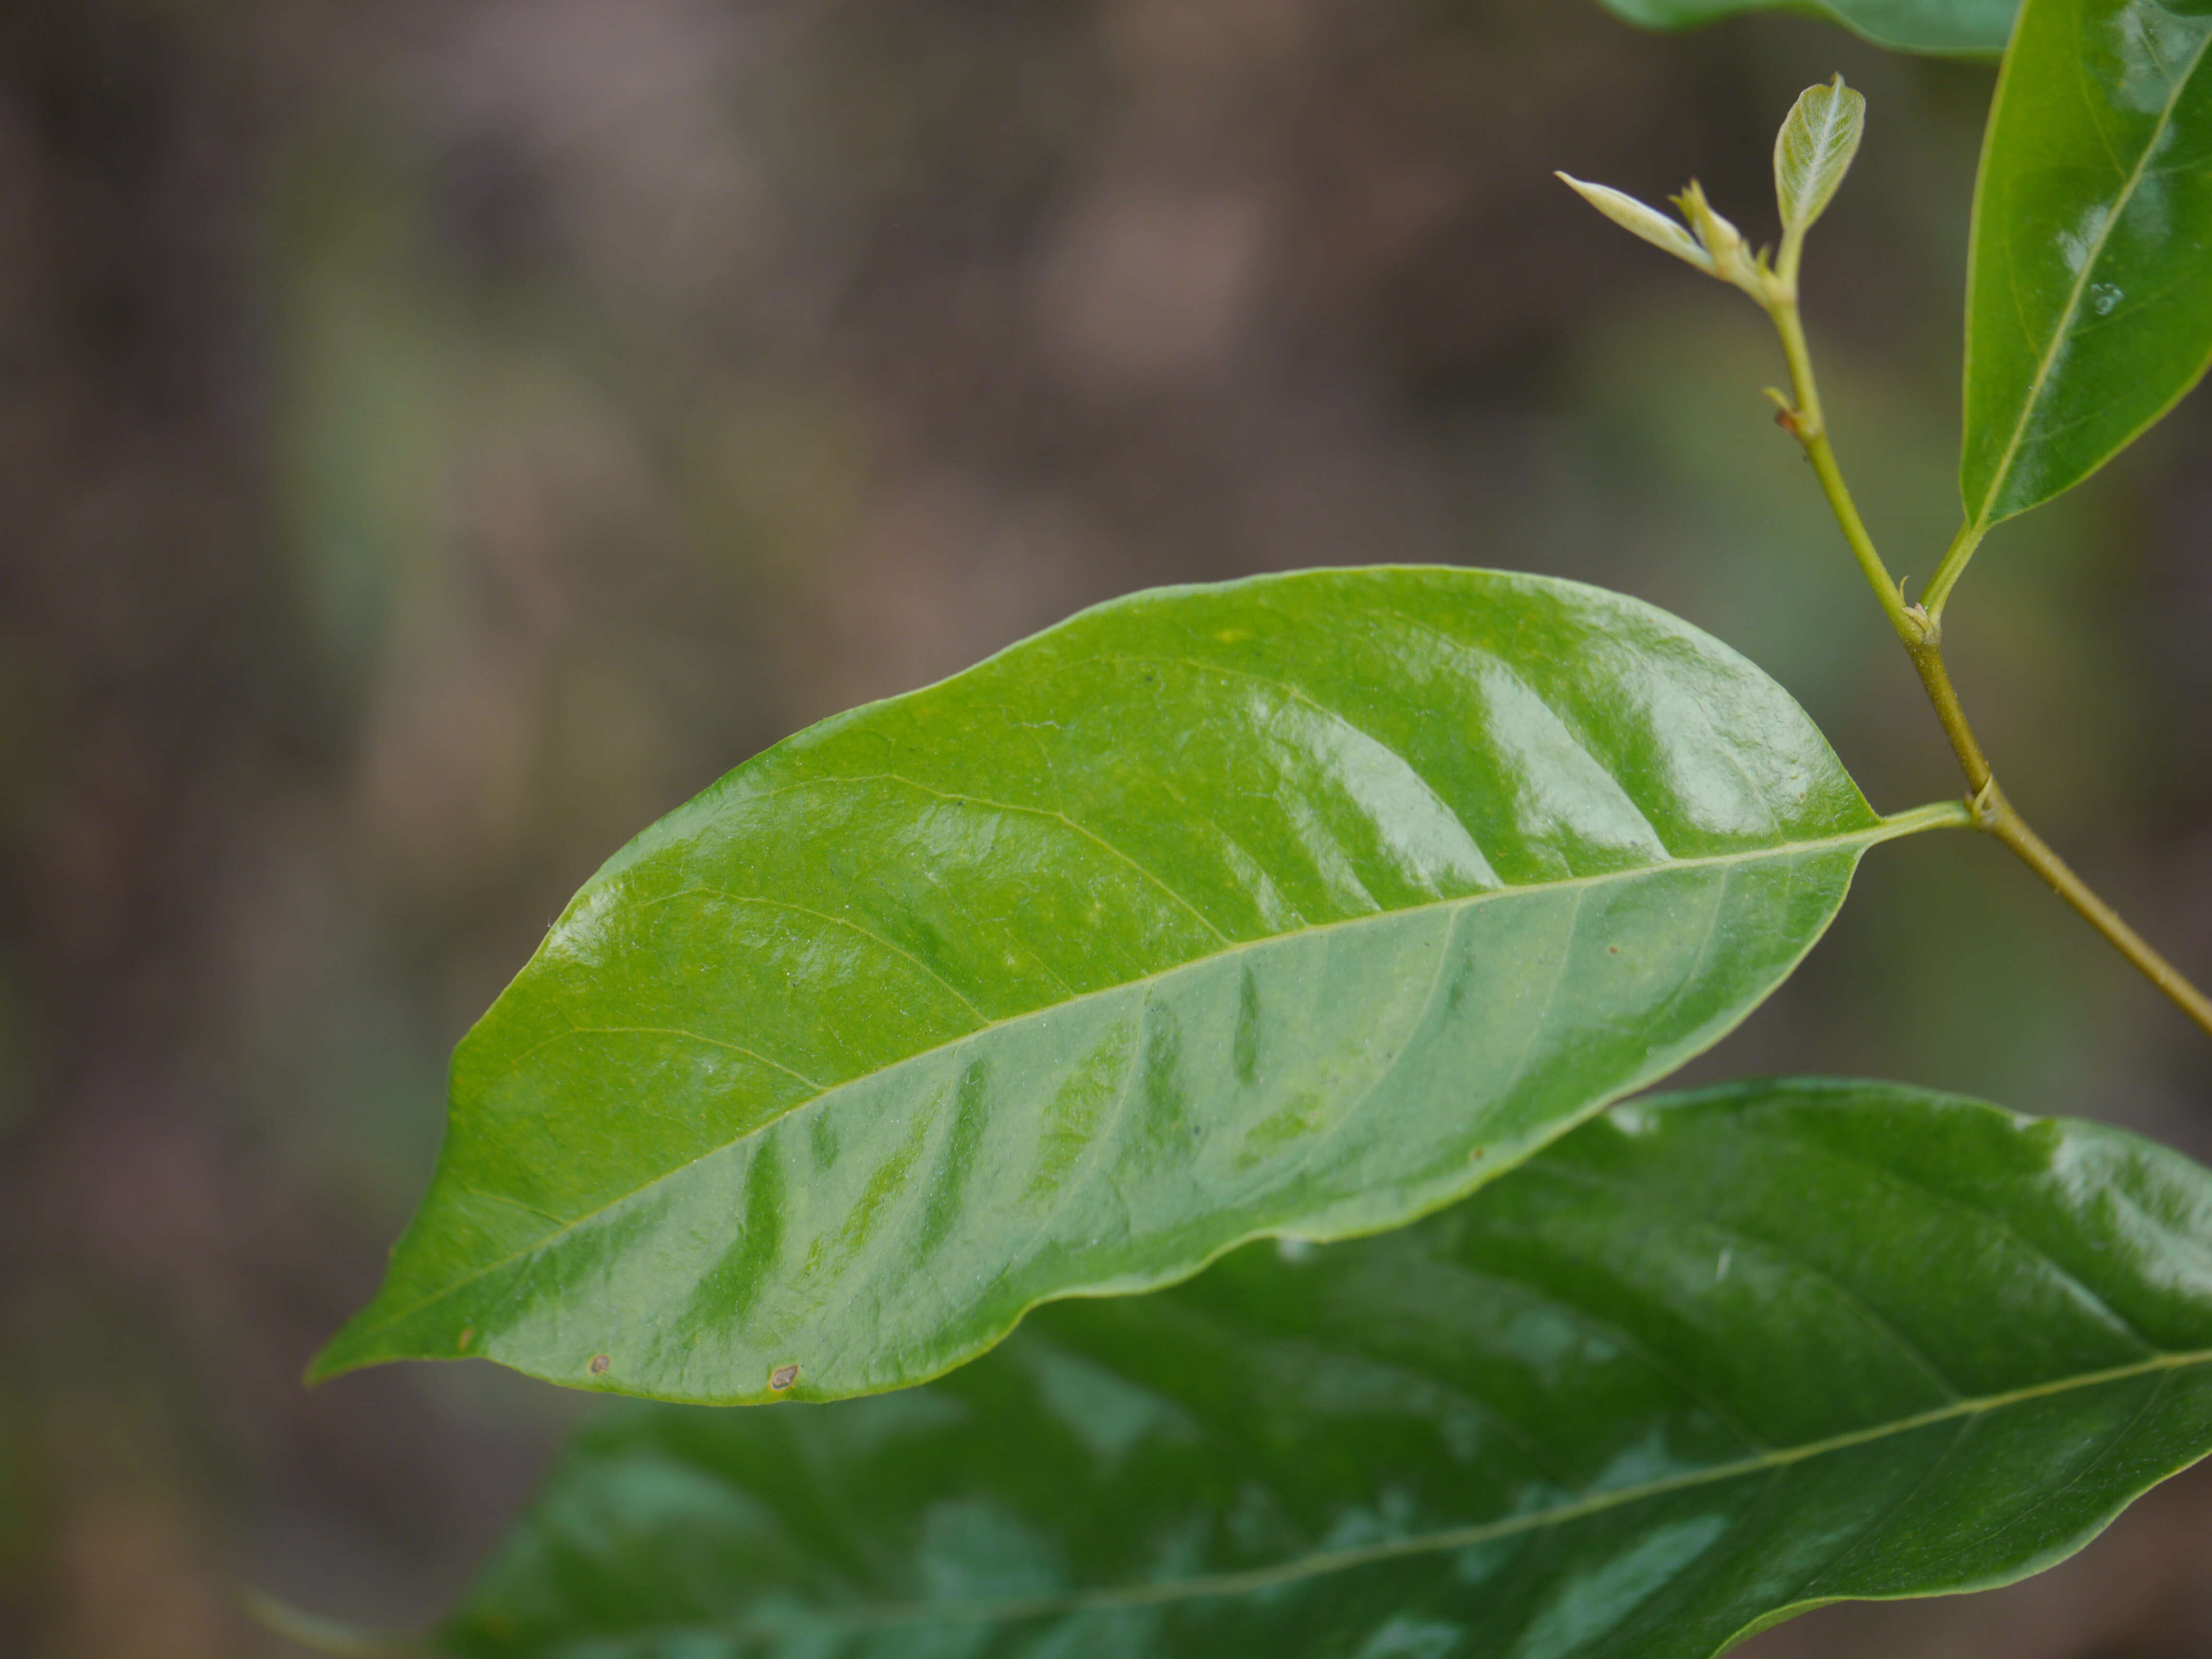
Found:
1767,299 -> 1923,646
1986,784 -> 2212,1038
1902,636 -> 1992,793
1905,642 -> 2212,1040
1882,798 -> 1977,837
1918,519 -> 1984,623
1765,290 -> 2212,1043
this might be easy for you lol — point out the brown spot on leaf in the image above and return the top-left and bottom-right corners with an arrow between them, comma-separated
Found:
1469,1146 -> 1485,1161
769,1363 -> 800,1391
458,1326 -> 474,1351
1608,945 -> 1620,955
588,1354 -> 610,1375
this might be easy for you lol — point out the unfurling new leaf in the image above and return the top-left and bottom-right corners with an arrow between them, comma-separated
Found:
1670,180 -> 1754,287
1555,173 -> 1714,272
1558,175 -> 1770,301
1775,75 -> 1865,239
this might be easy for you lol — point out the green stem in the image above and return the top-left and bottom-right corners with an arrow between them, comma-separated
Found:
1766,293 -> 2212,1043
1985,782 -> 2212,1039
1767,298 -> 1923,646
1906,643 -> 2212,1042
1880,798 -> 1977,838
1776,223 -> 1808,297
1904,636 -> 1992,794
1918,519 -> 1984,623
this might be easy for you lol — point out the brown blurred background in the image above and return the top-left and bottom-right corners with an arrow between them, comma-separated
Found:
1,0 -> 2209,1653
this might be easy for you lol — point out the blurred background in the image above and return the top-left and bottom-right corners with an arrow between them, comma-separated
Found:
1,0 -> 2209,1653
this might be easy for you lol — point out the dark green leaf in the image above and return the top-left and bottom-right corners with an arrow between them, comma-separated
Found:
439,1079 -> 2212,1659
1593,0 -> 2016,58
314,568 -> 1952,1406
1962,0 -> 2212,527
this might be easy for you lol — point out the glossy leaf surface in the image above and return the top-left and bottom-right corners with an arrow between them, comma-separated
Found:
443,1080 -> 2212,1659
1593,0 -> 2016,57
315,568 -> 1934,1406
1963,0 -> 2212,526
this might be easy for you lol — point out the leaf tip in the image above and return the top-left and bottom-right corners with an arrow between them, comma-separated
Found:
301,1338 -> 361,1389
303,1302 -> 410,1387
1774,75 -> 1867,237
1556,170 -> 1716,275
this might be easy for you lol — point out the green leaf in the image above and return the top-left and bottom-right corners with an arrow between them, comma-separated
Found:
1775,76 -> 1867,237
313,568 -> 1953,1406
1960,0 -> 2212,529
439,1080 -> 2212,1659
1592,0 -> 2017,58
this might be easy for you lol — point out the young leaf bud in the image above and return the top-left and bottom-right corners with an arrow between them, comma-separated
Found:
1554,173 -> 1714,275
1671,180 -> 1766,300
1672,180 -> 1739,259
1774,75 -> 1866,238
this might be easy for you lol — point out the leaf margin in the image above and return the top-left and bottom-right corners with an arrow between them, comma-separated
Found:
1959,0 -> 2212,530
1591,0 -> 2017,60
310,564 -> 1969,1408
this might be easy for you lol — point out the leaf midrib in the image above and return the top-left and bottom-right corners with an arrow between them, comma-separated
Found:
1971,13 -> 2212,525
707,1346 -> 2212,1638
1780,88 -> 1855,228
345,811 -> 1948,1350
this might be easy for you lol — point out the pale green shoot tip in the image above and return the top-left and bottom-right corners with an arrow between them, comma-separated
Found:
1671,180 -> 1769,302
1555,172 -> 1713,275
1775,75 -> 1866,240
1555,171 -> 1777,305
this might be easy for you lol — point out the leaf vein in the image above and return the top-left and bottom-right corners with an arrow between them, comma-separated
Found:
1537,1157 -> 1967,1405
724,1349 -> 2212,1636
336,821 -> 1935,1350
641,888 -> 990,1024
1973,24 -> 2212,523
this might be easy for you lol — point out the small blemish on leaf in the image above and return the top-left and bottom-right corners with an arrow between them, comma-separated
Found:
458,1326 -> 474,1351
1608,945 -> 1620,955
588,1354 -> 611,1375
1469,1146 -> 1485,1161
770,1363 -> 801,1391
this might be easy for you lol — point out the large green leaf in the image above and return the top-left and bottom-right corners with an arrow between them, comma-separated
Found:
314,568 -> 1954,1406
1962,0 -> 2212,527
438,1079 -> 2212,1659
1593,0 -> 2016,58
